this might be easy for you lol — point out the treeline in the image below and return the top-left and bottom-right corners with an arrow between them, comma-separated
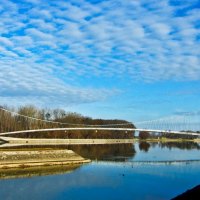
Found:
138,131 -> 199,140
161,132 -> 199,140
0,105 -> 135,139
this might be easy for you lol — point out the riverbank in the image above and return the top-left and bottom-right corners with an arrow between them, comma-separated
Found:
0,150 -> 90,170
172,185 -> 200,199
0,136 -> 200,146
0,137 -> 135,145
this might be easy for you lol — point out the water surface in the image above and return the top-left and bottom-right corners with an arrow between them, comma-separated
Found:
0,142 -> 200,200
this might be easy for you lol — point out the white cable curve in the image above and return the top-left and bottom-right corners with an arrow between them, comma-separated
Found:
0,107 -> 133,127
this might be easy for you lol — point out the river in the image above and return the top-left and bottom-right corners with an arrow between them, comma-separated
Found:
0,141 -> 200,200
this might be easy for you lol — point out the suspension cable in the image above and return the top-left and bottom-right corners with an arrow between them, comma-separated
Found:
0,107 -> 133,127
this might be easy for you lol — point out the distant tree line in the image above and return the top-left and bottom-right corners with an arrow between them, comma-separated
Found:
138,131 -> 150,140
160,132 -> 199,140
0,105 -> 135,139
138,130 -> 199,140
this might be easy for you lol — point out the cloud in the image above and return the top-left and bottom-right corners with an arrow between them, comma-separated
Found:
0,0 -> 200,106
0,62 -> 116,107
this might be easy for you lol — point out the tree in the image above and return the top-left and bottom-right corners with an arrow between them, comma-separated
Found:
0,105 -> 136,139
139,142 -> 150,152
139,131 -> 150,140
45,113 -> 51,120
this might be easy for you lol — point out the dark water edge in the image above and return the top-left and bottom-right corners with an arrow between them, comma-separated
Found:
0,142 -> 200,200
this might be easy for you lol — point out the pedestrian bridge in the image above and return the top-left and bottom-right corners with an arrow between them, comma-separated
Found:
0,107 -> 199,137
0,127 -> 199,136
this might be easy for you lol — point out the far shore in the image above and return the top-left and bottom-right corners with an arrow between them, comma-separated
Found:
1,136 -> 200,147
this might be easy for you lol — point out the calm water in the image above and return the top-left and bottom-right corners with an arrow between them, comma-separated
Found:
0,142 -> 200,200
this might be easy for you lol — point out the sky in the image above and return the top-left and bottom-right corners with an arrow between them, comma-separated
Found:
0,0 -> 200,122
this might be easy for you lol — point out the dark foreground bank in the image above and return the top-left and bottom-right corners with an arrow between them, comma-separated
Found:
172,185 -> 200,200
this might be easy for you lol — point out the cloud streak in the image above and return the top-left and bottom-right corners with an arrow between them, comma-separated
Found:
0,0 -> 200,107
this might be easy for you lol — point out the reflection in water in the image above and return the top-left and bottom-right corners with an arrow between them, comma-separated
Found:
0,164 -> 82,180
158,142 -> 200,150
1,160 -> 200,200
0,142 -> 200,199
0,144 -> 136,179
0,142 -> 200,160
55,142 -> 200,161
139,141 -> 200,153
139,142 -> 150,152
0,143 -> 136,162
96,160 -> 200,166
66,144 -> 136,161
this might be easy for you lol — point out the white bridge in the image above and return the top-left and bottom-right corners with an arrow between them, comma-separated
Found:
0,107 -> 199,137
0,127 -> 199,136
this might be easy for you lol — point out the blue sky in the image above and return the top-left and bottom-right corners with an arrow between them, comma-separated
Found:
0,0 -> 200,122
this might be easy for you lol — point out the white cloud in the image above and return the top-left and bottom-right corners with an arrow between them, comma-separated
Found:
0,37 -> 13,46
151,23 -> 171,37
0,0 -> 200,106
0,62 -> 116,107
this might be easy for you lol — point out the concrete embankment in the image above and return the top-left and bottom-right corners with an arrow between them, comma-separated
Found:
0,149 -> 90,170
0,136 -> 135,145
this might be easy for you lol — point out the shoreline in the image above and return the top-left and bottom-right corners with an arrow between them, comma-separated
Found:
1,136 -> 200,146
0,137 -> 136,145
